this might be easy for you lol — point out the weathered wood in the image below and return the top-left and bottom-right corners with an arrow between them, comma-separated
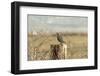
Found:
50,43 -> 67,60
50,45 -> 59,59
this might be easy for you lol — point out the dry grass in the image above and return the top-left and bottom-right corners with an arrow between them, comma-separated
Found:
28,33 -> 88,61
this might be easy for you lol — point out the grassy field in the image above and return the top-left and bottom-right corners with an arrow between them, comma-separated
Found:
28,33 -> 88,61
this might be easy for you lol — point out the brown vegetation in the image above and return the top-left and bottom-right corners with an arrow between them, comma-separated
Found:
28,33 -> 88,61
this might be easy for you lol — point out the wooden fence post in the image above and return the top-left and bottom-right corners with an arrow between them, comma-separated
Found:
50,43 -> 67,60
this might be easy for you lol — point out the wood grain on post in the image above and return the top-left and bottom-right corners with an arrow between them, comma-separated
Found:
50,44 -> 67,60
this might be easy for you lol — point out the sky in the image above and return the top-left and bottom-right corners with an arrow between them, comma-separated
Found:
28,14 -> 88,33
